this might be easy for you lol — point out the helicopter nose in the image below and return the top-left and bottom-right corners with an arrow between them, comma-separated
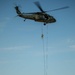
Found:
53,18 -> 56,22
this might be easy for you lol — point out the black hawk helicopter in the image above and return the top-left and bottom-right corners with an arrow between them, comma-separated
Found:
15,1 -> 69,25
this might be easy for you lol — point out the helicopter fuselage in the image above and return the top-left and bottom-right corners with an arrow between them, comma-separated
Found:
15,6 -> 56,25
20,13 -> 56,23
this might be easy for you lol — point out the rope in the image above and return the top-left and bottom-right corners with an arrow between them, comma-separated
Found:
46,25 -> 48,75
41,25 -> 48,75
41,25 -> 45,75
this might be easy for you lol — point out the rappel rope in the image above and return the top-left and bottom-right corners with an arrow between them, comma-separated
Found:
41,25 -> 48,75
41,25 -> 45,75
46,25 -> 48,75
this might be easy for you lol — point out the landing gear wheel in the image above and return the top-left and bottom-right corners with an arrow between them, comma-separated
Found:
24,19 -> 26,21
44,23 -> 46,25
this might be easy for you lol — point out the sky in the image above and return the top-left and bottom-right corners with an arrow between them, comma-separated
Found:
0,0 -> 75,75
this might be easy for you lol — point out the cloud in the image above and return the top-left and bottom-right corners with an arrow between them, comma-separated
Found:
66,39 -> 75,50
67,39 -> 73,43
0,22 -> 6,31
0,60 -> 9,64
0,17 -> 10,32
0,45 -> 32,51
69,45 -> 75,49
0,60 -> 22,64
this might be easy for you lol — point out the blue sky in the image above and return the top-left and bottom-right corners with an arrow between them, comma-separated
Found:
0,0 -> 75,75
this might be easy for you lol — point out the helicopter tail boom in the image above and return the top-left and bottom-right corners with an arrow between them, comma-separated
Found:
15,6 -> 22,16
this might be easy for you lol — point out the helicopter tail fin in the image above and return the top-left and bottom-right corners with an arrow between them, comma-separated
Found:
15,6 -> 22,15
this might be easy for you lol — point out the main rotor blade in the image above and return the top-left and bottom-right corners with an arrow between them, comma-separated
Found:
46,6 -> 69,12
34,1 -> 45,12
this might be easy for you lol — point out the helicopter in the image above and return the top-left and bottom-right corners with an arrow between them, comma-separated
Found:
15,1 -> 69,25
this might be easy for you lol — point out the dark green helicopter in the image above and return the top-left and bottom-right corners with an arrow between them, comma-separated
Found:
15,1 -> 69,25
